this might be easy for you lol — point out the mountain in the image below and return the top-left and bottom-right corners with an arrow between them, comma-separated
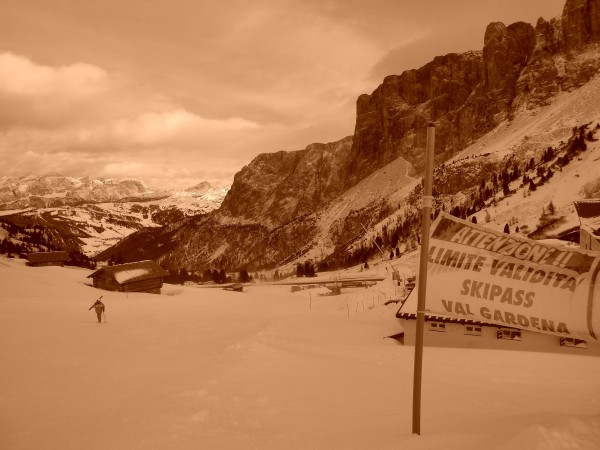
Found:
0,175 -> 159,210
87,0 -> 600,272
0,175 -> 228,256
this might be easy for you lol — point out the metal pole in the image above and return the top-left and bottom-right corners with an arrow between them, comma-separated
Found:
412,123 -> 435,435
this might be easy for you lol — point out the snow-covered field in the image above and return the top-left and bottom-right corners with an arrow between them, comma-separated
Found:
1,257 -> 599,449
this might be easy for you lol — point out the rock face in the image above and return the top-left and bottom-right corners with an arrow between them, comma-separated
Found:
347,1 -> 600,188
104,0 -> 600,271
219,136 -> 352,227
562,0 -> 600,50
346,51 -> 486,186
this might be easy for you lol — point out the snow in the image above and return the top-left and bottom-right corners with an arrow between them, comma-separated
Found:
113,268 -> 150,284
1,256 -> 599,450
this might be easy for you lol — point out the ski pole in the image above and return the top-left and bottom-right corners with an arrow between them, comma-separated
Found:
103,311 -> 108,323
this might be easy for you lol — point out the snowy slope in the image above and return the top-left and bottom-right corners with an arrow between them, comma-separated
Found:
302,73 -> 600,271
1,256 -> 599,450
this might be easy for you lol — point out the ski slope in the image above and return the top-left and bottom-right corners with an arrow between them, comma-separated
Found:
1,257 -> 599,449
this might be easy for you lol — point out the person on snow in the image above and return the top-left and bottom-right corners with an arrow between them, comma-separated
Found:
89,298 -> 105,323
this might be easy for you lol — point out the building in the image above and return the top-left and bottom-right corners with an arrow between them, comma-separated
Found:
395,291 -> 600,356
574,199 -> 600,251
27,251 -> 70,267
88,260 -> 170,294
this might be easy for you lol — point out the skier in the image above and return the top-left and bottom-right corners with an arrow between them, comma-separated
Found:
89,297 -> 105,323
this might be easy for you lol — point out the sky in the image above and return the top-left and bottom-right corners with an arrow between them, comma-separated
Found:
0,0 -> 565,189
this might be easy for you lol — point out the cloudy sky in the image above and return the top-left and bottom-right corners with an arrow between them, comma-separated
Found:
0,0 -> 564,189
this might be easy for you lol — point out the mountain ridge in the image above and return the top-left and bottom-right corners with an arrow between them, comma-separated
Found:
13,0 -> 600,273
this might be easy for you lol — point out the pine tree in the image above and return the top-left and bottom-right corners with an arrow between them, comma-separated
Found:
529,179 -> 537,192
179,268 -> 188,284
502,177 -> 510,196
239,269 -> 250,283
503,223 -> 510,234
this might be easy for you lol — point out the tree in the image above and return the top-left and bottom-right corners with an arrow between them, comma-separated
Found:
296,263 -> 305,277
503,223 -> 510,234
179,268 -> 188,284
304,260 -> 315,277
547,201 -> 556,216
218,268 -> 227,284
239,269 -> 251,283
529,179 -> 537,192
389,250 -> 394,260
502,177 -> 510,196
471,216 -> 477,224
484,210 -> 491,223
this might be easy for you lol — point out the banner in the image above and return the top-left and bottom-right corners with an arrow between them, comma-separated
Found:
424,213 -> 600,341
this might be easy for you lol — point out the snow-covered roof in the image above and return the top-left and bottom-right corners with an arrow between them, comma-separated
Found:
113,268 -> 151,284
88,260 -> 169,285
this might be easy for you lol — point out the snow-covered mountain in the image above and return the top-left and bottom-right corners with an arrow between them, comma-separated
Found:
5,0 -> 599,270
0,176 -> 229,256
0,175 -> 157,210
98,0 -> 600,273
0,175 -> 228,213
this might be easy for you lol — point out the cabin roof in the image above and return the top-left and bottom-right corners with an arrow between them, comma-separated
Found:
27,251 -> 70,263
88,260 -> 169,284
574,200 -> 600,236
574,200 -> 600,219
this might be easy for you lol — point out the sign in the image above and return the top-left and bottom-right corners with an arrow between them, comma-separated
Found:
425,213 -> 600,341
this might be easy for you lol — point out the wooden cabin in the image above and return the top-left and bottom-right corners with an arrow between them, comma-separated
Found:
88,260 -> 170,294
27,251 -> 70,267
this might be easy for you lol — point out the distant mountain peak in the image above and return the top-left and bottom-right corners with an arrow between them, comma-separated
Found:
185,181 -> 212,193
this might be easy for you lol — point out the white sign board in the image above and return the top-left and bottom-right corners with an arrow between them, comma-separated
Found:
424,213 -> 600,341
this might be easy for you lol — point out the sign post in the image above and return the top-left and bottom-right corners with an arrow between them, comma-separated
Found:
412,123 -> 435,435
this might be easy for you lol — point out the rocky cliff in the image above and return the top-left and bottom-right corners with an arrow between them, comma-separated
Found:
219,136 -> 352,227
102,0 -> 600,272
347,0 -> 600,187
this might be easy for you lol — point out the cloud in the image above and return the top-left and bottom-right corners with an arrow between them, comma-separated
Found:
0,52 -> 264,183
0,52 -> 106,96
1,1 -> 564,187
110,110 -> 260,147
